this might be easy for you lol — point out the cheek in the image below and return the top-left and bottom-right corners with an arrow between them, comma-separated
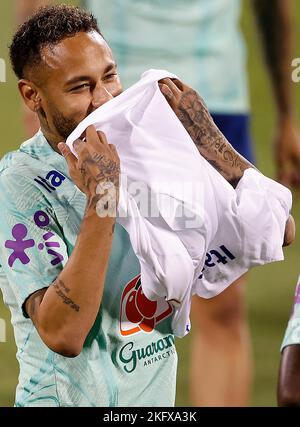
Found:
107,80 -> 123,97
60,95 -> 92,120
69,94 -> 91,110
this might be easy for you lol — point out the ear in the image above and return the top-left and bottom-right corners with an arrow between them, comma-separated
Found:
18,79 -> 41,113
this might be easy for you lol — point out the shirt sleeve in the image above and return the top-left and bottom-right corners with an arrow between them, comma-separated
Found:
0,169 -> 69,317
281,276 -> 300,351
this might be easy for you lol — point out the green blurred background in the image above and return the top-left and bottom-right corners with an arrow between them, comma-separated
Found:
0,0 -> 300,407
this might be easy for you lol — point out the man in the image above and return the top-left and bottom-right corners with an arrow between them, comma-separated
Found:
277,277 -> 300,406
17,0 -> 300,406
1,5 -> 178,406
2,5 -> 294,407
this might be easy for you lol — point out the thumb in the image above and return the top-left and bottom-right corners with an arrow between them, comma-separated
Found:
57,142 -> 77,168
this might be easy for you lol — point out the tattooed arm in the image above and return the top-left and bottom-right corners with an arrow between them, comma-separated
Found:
159,78 -> 254,188
25,126 -> 120,357
252,0 -> 293,119
159,78 -> 295,246
252,0 -> 300,188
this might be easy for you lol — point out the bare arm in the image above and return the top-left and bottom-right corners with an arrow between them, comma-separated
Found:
25,126 -> 120,357
278,344 -> 300,406
252,0 -> 293,119
252,0 -> 300,188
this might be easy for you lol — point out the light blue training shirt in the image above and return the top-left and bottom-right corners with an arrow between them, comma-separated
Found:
85,0 -> 249,113
0,131 -> 177,406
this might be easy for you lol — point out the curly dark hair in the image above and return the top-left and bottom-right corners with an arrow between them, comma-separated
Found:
10,4 -> 102,80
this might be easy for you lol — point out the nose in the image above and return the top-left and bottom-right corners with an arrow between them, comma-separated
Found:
92,84 -> 113,109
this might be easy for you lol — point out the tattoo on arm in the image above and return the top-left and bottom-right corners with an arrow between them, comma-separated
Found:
80,152 -> 120,211
52,279 -> 80,312
81,153 -> 120,187
177,89 -> 253,187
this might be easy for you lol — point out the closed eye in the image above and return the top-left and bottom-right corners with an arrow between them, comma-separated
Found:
70,83 -> 91,91
103,73 -> 118,81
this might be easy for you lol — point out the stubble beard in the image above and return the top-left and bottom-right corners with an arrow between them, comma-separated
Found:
52,109 -> 80,141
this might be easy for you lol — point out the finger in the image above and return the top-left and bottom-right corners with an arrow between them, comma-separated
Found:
170,78 -> 185,91
283,215 -> 296,247
73,138 -> 86,155
79,129 -> 87,141
159,78 -> 181,96
86,125 -> 102,148
159,82 -> 175,104
109,143 -> 120,162
58,142 -> 78,169
97,130 -> 109,146
168,78 -> 184,93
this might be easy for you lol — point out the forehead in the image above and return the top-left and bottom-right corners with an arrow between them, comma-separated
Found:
39,31 -> 114,83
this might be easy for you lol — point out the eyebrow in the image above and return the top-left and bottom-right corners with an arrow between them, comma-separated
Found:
64,62 -> 117,87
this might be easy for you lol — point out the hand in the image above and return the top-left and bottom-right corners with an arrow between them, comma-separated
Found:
158,78 -> 213,145
158,78 -> 252,187
274,117 -> 300,190
58,125 -> 120,217
283,214 -> 296,247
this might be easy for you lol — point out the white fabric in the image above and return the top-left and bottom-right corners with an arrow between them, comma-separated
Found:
67,69 -> 292,337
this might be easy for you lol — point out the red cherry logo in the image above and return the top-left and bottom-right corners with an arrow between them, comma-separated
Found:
125,290 -> 143,324
136,287 -> 157,319
120,274 -> 174,336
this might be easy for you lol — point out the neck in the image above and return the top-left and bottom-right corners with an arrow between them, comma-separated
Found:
40,125 -> 64,154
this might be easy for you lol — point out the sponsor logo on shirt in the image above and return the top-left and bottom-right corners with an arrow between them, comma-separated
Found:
198,245 -> 236,279
34,170 -> 65,193
118,334 -> 176,373
119,275 -> 173,336
5,210 -> 64,268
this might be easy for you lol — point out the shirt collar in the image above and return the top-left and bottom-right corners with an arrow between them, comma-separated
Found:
20,129 -> 69,177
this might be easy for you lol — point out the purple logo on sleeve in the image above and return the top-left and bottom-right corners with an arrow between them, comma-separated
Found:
5,224 -> 35,267
5,210 -> 64,268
